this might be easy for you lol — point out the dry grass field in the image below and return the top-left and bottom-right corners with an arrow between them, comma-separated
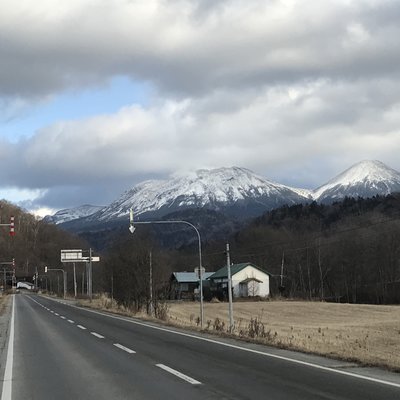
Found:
77,295 -> 400,371
167,300 -> 400,371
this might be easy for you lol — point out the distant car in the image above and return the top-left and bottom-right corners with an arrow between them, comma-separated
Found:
17,282 -> 35,290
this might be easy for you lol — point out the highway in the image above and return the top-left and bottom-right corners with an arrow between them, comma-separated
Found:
1,293 -> 400,399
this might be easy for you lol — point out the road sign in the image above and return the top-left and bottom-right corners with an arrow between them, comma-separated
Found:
61,249 -> 83,262
80,256 -> 100,262
194,267 -> 205,279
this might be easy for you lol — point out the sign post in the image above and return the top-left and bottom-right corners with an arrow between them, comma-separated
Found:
61,249 -> 100,300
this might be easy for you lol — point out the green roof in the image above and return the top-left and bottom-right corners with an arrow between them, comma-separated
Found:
208,262 -> 270,280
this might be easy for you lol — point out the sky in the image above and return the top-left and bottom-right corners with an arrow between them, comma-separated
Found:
1,0 -> 400,217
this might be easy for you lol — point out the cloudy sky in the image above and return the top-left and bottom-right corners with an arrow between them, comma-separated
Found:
1,0 -> 400,216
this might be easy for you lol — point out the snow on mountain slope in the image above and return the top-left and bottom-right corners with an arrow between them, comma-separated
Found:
43,204 -> 104,224
313,160 -> 400,202
90,167 -> 308,221
45,161 -> 400,227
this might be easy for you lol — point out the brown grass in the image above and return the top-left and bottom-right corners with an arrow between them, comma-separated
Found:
0,294 -> 9,316
167,300 -> 400,371
74,294 -> 400,371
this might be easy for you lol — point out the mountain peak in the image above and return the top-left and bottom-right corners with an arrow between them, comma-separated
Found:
335,160 -> 399,182
314,160 -> 400,202
89,166 -> 306,222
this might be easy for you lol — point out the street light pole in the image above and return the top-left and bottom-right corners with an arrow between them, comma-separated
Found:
45,267 -> 67,299
129,209 -> 204,329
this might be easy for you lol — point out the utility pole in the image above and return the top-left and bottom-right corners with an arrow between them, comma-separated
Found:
73,262 -> 77,298
63,270 -> 67,299
279,251 -> 285,295
226,243 -> 234,332
86,262 -> 89,296
149,251 -> 153,316
89,248 -> 93,300
111,270 -> 114,302
82,270 -> 85,295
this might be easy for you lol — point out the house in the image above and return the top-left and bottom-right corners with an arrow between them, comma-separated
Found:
170,271 -> 214,300
208,262 -> 270,299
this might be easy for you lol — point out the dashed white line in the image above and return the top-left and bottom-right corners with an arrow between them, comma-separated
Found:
91,332 -> 105,339
113,343 -> 136,354
50,310 -> 54,313
60,316 -> 66,319
156,364 -> 201,385
67,319 -> 74,324
33,295 -> 400,390
77,325 -> 86,330
54,313 -> 59,316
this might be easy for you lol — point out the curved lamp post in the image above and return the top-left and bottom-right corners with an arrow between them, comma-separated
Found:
45,266 -> 67,299
129,209 -> 204,329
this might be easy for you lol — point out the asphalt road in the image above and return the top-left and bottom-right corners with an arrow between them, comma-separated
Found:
1,293 -> 400,400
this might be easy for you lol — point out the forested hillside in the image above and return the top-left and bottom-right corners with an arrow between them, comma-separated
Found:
0,200 -> 87,289
223,194 -> 400,303
97,194 -> 400,309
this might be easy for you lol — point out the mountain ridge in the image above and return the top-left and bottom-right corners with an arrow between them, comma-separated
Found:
45,160 -> 400,227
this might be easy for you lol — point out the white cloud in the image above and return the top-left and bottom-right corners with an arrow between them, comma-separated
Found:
1,0 -> 400,208
1,77 -> 400,193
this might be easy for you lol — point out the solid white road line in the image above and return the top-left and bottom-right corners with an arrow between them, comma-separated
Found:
91,332 -> 105,339
77,325 -> 87,330
1,295 -> 15,400
34,295 -> 400,390
156,364 -> 201,385
67,319 -> 74,324
113,343 -> 136,354
59,302 -> 400,390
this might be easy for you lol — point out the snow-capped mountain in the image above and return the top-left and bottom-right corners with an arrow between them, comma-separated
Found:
43,204 -> 104,225
313,160 -> 400,203
86,167 -> 307,222
45,161 -> 400,228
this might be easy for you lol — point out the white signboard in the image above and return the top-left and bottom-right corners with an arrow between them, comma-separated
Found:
61,249 -> 82,262
194,267 -> 205,279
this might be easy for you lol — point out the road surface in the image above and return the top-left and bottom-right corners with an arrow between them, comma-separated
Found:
1,293 -> 400,399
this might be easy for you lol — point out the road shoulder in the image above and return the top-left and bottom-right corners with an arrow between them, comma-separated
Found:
0,295 -> 12,394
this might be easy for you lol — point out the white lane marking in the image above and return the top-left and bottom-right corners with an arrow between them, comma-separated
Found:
34,295 -> 400,390
57,302 -> 400,390
1,295 -> 15,400
67,319 -> 74,324
54,313 -> 59,316
156,364 -> 201,385
60,316 -> 66,319
113,343 -> 136,354
50,310 -> 54,313
91,332 -> 105,339
77,325 -> 87,330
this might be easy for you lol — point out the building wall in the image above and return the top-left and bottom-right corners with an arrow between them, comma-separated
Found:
231,266 -> 270,297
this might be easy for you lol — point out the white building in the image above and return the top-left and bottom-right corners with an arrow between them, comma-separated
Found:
208,262 -> 270,298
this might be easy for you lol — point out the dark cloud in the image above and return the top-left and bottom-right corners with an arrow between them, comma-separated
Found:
1,1 -> 400,212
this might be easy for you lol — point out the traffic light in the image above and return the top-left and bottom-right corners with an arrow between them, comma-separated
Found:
9,216 -> 15,236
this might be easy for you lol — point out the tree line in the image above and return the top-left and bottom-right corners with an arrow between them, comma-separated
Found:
4,193 -> 400,309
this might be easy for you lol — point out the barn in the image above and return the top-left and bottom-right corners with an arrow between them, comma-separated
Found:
208,262 -> 270,299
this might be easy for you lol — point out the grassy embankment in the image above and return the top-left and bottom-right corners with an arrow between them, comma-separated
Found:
78,295 -> 400,371
0,293 -> 9,316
